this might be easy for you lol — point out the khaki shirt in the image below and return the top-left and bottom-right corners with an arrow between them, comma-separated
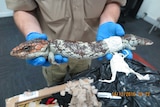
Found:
6,0 -> 126,42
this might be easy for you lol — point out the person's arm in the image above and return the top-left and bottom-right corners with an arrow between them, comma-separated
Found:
13,10 -> 42,37
13,10 -> 68,66
96,2 -> 133,60
100,2 -> 121,24
96,2 -> 123,42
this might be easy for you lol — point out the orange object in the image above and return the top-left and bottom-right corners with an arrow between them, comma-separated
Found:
133,52 -> 156,70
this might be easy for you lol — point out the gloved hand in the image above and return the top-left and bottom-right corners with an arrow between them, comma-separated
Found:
26,32 -> 68,66
96,22 -> 133,60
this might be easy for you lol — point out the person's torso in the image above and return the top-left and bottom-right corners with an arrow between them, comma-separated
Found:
35,0 -> 107,42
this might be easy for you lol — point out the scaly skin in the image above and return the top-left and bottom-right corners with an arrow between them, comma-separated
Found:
10,34 -> 153,64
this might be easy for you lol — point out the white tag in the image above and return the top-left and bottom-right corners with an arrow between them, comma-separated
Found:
19,91 -> 39,102
97,92 -> 122,99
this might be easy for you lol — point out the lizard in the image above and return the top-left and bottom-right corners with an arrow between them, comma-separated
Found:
10,34 -> 153,64
99,52 -> 150,83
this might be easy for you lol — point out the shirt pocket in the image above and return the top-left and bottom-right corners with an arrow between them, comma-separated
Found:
35,0 -> 70,22
84,0 -> 107,19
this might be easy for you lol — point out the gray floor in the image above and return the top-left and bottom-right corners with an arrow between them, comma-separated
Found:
0,16 -> 160,107
0,17 -> 46,107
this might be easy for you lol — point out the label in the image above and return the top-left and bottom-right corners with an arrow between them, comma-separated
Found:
19,91 -> 39,102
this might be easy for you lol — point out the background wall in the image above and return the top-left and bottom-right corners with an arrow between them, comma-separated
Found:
137,0 -> 160,26
0,0 -> 13,17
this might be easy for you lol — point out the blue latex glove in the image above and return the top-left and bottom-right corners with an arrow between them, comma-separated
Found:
26,32 -> 68,66
96,22 -> 133,60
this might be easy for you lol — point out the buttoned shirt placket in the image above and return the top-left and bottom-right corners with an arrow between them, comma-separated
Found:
71,0 -> 84,40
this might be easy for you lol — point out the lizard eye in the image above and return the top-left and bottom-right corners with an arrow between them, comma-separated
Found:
23,46 -> 31,51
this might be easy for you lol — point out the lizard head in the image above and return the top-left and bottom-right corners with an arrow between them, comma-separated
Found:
10,39 -> 50,59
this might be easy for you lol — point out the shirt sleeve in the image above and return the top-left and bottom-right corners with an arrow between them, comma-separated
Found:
107,0 -> 127,6
5,0 -> 37,11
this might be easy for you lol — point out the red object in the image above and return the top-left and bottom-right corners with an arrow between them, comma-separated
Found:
133,52 -> 156,70
46,98 -> 55,105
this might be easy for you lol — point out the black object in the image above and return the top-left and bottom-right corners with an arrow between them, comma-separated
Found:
40,92 -> 72,107
64,59 -> 160,107
42,59 -> 160,107
121,0 -> 144,18
119,0 -> 144,25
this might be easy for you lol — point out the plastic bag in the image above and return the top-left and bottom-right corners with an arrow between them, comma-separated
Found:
67,59 -> 160,107
42,59 -> 160,107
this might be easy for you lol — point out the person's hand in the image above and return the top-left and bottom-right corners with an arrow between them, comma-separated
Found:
26,32 -> 68,66
96,22 -> 133,60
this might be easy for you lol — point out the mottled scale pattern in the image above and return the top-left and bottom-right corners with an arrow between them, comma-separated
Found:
10,39 -> 49,59
51,40 -> 109,59
121,34 -> 153,46
10,34 -> 153,61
